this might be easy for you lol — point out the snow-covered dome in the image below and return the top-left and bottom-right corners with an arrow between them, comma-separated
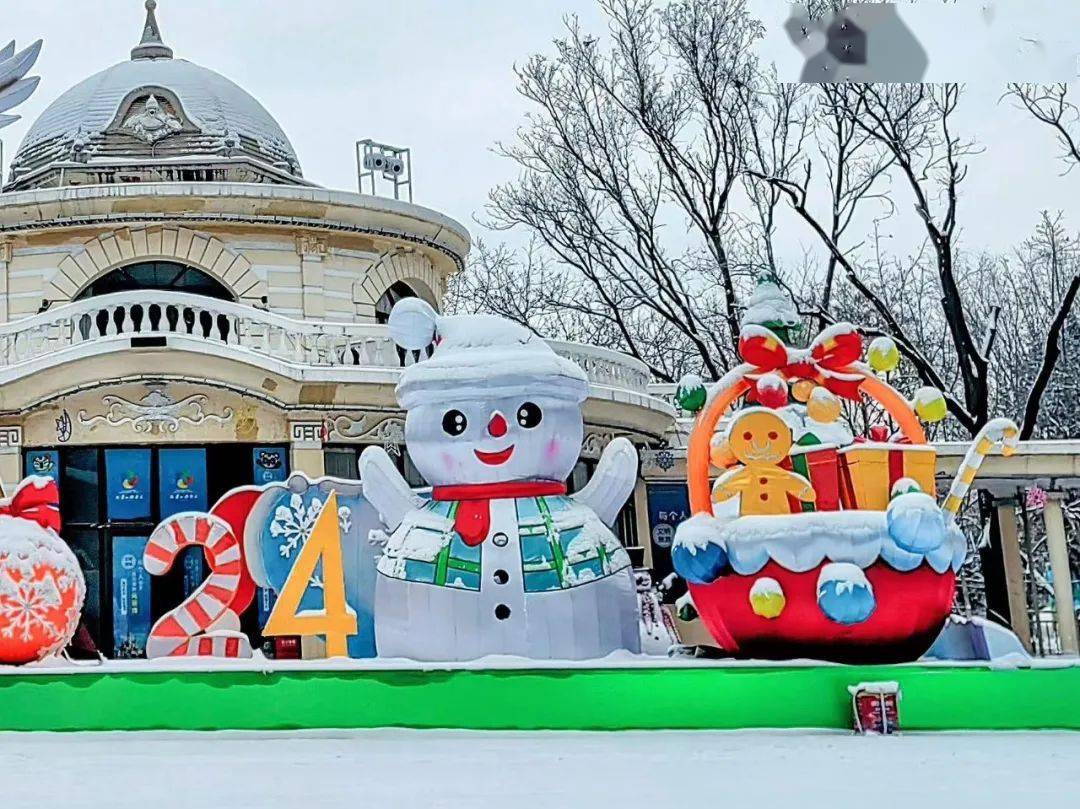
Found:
4,1 -> 304,191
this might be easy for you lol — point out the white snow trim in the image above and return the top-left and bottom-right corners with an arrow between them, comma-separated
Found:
846,680 -> 901,695
676,374 -> 704,395
672,513 -> 726,554
697,510 -> 966,575
838,442 -> 936,455
0,516 -> 82,580
749,577 -> 783,598
817,562 -> 871,595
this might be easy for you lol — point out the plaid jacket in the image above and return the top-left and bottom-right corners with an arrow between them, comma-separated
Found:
377,494 -> 631,592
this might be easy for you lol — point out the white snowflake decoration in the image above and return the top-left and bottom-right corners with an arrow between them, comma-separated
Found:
0,569 -> 63,642
269,493 -> 352,589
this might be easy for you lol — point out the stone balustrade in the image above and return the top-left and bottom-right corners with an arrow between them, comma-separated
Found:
0,291 -> 656,398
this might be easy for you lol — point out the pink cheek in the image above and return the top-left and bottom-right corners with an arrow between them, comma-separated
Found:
545,439 -> 562,461
440,452 -> 457,471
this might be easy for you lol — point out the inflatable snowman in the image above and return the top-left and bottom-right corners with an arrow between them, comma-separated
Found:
360,299 -> 641,661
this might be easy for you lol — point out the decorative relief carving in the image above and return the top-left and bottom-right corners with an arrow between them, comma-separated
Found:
122,94 -> 183,144
295,235 -> 329,259
581,430 -> 623,460
0,426 -> 22,450
327,413 -> 405,455
640,448 -> 678,475
77,385 -> 234,434
290,421 -> 327,449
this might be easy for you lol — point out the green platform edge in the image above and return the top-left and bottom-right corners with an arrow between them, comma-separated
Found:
1,665 -> 1077,733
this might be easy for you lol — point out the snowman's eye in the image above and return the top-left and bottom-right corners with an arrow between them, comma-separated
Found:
442,410 -> 468,436
517,402 -> 543,429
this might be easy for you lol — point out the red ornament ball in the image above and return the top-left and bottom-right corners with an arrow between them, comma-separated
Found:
0,517 -> 85,665
752,373 -> 789,409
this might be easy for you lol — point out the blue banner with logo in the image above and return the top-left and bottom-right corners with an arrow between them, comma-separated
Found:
257,586 -> 277,628
112,535 -> 151,658
105,449 -> 152,521
252,447 -> 288,485
158,448 -> 208,519
24,450 -> 60,483
646,483 -> 690,578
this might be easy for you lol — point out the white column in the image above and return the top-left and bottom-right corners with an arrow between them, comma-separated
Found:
0,426 -> 22,497
632,479 -> 652,569
289,420 -> 326,479
1044,495 -> 1079,655
996,500 -> 1033,652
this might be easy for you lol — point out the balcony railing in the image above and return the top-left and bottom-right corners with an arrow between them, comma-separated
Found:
0,291 -> 655,398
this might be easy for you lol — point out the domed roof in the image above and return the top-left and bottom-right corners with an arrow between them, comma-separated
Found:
5,1 -> 303,190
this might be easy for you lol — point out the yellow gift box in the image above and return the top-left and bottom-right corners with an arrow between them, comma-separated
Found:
837,442 -> 937,510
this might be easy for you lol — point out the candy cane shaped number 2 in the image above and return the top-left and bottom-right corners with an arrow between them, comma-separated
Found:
143,513 -> 254,659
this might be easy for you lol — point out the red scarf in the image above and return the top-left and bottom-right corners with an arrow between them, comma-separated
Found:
432,481 -> 567,547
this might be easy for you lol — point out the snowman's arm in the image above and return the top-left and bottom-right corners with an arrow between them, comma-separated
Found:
358,446 -> 424,531
571,437 -> 638,527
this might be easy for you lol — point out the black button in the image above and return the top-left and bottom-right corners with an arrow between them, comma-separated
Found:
494,569 -> 509,585
492,533 -> 509,547
495,604 -> 511,620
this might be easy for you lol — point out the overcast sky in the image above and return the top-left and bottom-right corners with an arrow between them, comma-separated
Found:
3,0 -> 1079,269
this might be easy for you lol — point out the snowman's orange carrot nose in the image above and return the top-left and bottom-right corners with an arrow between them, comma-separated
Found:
488,412 -> 508,437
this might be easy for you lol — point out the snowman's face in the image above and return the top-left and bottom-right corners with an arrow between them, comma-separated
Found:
405,395 -> 584,486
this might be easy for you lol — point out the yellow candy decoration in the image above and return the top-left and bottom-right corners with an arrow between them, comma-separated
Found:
749,577 -> 786,619
806,387 -> 841,424
913,386 -> 948,423
792,379 -> 817,403
868,336 -> 900,373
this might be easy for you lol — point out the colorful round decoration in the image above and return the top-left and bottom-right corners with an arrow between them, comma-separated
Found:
867,336 -> 900,373
791,379 -> 817,403
0,516 -> 85,665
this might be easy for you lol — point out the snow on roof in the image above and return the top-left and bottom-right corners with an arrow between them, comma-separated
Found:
10,57 -> 300,176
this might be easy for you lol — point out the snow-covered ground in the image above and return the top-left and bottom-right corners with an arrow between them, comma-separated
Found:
0,729 -> 1076,808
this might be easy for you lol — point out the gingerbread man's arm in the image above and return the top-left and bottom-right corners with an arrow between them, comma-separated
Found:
712,467 -> 750,503
782,471 -> 816,503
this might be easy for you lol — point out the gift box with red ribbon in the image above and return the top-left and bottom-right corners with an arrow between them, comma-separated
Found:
848,681 -> 901,735
782,443 -> 841,513
838,442 -> 937,511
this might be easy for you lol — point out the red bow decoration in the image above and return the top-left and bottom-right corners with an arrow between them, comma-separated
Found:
739,324 -> 866,403
0,477 -> 62,533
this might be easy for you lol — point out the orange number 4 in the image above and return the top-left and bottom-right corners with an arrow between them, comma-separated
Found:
263,490 -> 357,657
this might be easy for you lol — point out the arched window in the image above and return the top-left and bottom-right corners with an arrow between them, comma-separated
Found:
76,261 -> 235,302
375,281 -> 418,324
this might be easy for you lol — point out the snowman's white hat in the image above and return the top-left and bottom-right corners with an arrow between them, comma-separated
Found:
389,299 -> 589,408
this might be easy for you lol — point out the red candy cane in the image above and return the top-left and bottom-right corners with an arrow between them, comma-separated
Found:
143,513 -> 253,659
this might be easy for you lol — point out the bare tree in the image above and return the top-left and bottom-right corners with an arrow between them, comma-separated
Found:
473,0 -> 786,382
1006,84 -> 1080,173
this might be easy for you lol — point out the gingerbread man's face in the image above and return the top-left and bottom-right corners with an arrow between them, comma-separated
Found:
728,409 -> 793,465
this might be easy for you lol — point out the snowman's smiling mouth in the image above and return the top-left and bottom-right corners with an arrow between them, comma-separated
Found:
475,445 -> 515,465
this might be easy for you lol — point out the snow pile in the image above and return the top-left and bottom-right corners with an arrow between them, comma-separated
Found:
0,515 -> 82,582
741,278 -> 801,330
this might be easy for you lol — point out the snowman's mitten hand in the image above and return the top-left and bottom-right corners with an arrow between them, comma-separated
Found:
358,446 -> 423,531
571,437 -> 638,526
